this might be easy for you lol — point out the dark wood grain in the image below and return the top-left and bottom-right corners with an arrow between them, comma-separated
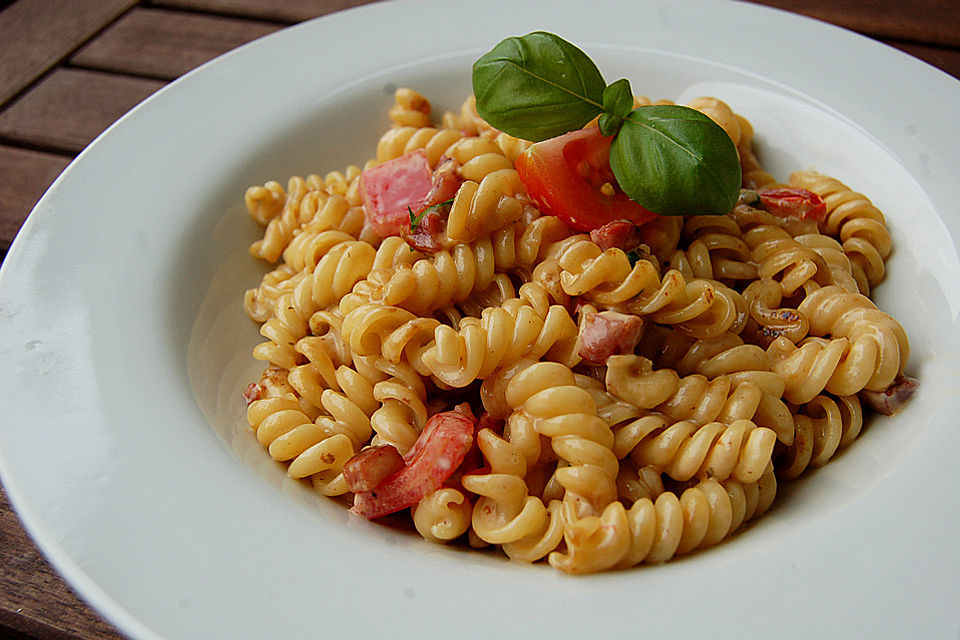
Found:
750,0 -> 960,47
0,68 -> 165,154
0,146 -> 71,251
150,0 -> 378,23
0,0 -> 138,105
71,7 -> 282,80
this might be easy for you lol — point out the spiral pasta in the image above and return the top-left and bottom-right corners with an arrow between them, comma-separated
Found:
247,168 -> 373,263
445,167 -> 528,244
789,170 -> 892,294
549,465 -> 777,573
238,86 -> 914,575
615,414 -> 776,483
413,487 -> 473,543
377,125 -> 465,166
246,393 -> 356,496
388,87 -> 433,128
252,239 -> 377,369
503,361 -> 620,516
795,285 -> 908,391
555,237 -> 745,337
422,297 -> 580,387
776,394 -> 863,479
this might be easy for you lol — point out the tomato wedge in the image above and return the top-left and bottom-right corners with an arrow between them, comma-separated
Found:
515,126 -> 658,231
756,187 -> 827,222
350,404 -> 476,519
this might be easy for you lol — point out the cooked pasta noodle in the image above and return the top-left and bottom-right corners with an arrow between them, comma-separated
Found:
238,86 -> 915,574
789,170 -> 892,295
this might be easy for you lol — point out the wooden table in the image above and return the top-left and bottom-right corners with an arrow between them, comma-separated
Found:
0,1 -> 957,637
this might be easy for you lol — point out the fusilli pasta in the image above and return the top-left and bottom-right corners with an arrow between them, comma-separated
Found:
238,87 -> 915,575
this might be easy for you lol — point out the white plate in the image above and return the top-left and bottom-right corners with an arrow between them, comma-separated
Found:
2,1 -> 959,637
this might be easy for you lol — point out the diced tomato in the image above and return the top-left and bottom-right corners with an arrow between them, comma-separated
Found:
515,127 -> 658,231
350,404 -> 477,519
756,187 -> 827,221
360,150 -> 434,237
343,445 -> 405,493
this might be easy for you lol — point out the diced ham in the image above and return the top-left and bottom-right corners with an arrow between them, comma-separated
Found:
589,219 -> 645,253
578,310 -> 644,364
343,445 -> 405,493
360,149 -> 434,238
860,376 -> 919,416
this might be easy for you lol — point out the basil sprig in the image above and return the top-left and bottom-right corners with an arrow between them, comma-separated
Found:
472,31 -> 606,142
472,31 -> 741,216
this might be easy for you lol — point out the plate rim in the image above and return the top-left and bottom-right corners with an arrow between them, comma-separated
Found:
1,1 -> 959,638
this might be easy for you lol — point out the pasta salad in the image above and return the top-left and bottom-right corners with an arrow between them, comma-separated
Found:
239,33 -> 915,574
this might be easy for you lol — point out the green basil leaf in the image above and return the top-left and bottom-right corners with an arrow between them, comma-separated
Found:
609,105 -> 741,216
598,79 -> 633,136
597,113 -> 623,137
602,78 -> 633,117
472,31 -> 606,142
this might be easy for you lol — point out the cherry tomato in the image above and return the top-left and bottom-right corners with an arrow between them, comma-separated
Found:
756,187 -> 827,221
350,404 -> 476,519
515,127 -> 658,231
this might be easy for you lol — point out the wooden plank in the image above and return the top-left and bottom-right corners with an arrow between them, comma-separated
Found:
751,0 -> 960,48
71,7 -> 283,80
0,145 -> 72,251
0,0 -> 138,106
149,0 -> 380,23
0,487 -> 125,640
0,68 -> 165,154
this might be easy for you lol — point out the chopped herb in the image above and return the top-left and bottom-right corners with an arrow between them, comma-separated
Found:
409,197 -> 455,232
408,206 -> 427,231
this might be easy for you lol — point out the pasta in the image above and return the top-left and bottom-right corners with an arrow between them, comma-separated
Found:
238,87 -> 916,574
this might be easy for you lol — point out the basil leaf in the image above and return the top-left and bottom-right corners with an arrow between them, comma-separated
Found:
602,78 -> 633,117
610,105 -> 741,216
598,78 -> 633,136
472,31 -> 606,142
597,114 -> 620,137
